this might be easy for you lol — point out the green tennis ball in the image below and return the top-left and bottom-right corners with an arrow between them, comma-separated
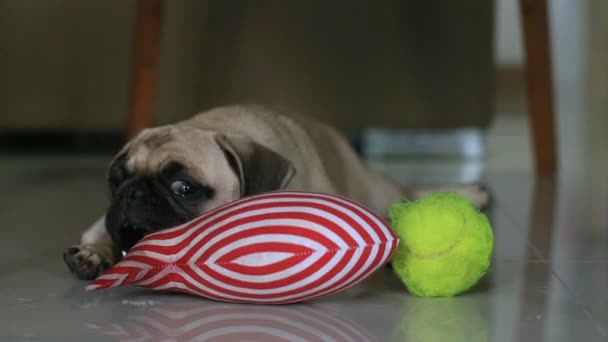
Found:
388,192 -> 494,297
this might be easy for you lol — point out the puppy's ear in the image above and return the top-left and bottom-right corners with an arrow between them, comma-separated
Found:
107,149 -> 130,195
215,134 -> 295,197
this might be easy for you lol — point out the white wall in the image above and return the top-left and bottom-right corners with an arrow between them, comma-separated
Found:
495,0 -> 524,67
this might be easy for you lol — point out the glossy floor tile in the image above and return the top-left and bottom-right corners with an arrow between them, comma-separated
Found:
1,155 -> 607,341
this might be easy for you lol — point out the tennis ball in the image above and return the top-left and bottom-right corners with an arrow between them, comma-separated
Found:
388,192 -> 494,297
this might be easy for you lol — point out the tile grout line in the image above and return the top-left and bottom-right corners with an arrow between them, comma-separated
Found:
550,268 -> 607,338
493,186 -> 607,338
491,196 -> 547,262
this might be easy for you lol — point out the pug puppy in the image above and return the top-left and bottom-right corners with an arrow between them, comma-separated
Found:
64,104 -> 489,280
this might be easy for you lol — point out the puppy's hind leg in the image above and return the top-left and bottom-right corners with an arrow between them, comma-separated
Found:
63,216 -> 119,280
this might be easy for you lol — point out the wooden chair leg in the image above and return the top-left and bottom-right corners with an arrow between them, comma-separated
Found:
519,0 -> 557,176
127,0 -> 164,139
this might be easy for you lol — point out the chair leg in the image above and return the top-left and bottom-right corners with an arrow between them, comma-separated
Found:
126,0 -> 164,139
519,0 -> 557,176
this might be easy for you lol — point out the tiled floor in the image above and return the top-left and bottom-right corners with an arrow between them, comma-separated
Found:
0,154 -> 606,341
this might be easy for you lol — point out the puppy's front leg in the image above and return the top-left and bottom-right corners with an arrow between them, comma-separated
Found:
63,216 -> 119,280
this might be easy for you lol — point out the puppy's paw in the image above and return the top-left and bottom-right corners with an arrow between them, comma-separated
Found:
63,244 -> 114,280
410,183 -> 491,209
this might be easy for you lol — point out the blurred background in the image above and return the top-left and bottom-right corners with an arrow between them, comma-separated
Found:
0,0 -> 605,181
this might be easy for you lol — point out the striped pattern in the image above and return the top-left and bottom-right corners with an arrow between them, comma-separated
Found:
92,302 -> 376,341
87,191 -> 399,304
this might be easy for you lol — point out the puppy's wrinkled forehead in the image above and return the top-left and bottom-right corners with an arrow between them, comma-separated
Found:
122,127 -> 171,173
122,126 -> 220,176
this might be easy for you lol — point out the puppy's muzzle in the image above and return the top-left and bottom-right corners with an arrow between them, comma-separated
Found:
119,223 -> 147,253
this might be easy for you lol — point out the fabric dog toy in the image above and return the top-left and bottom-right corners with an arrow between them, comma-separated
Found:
86,191 -> 398,304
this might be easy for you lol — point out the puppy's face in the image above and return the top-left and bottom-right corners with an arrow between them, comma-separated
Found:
104,125 -> 295,253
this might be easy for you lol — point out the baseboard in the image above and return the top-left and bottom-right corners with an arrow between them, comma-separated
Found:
0,130 -> 124,154
360,128 -> 486,159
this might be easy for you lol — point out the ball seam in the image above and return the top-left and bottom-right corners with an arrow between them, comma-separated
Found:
404,216 -> 468,259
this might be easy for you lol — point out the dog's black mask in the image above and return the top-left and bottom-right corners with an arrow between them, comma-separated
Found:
103,135 -> 295,254
105,159 -> 214,253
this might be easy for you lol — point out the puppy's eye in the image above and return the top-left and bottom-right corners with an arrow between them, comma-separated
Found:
170,180 -> 193,196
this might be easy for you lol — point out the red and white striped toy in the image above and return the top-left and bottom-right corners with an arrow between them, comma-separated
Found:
87,191 -> 399,304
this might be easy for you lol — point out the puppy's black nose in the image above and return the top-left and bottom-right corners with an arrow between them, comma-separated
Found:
128,187 -> 145,200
